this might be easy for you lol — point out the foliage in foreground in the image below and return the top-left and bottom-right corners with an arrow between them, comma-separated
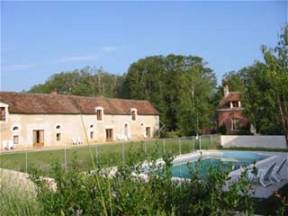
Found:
29,153 -> 256,216
0,172 -> 42,216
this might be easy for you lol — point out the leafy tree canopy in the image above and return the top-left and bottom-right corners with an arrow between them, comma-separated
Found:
29,66 -> 124,97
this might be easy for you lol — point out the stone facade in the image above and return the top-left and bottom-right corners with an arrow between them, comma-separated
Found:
0,92 -> 159,151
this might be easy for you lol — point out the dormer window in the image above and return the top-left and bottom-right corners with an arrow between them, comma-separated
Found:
95,107 -> 104,121
97,110 -> 102,120
0,107 -> 6,121
131,108 -> 137,121
230,101 -> 240,108
232,101 -> 239,108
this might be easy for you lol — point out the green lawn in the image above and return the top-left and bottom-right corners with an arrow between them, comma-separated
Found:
0,136 -> 220,176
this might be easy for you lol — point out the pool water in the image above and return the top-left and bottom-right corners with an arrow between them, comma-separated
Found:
171,151 -> 268,178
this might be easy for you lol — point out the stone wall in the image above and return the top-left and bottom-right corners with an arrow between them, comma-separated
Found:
0,113 -> 159,151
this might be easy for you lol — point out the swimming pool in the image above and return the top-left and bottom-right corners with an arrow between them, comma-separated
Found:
171,151 -> 269,178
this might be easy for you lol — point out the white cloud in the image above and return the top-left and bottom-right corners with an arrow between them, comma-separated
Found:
101,46 -> 118,53
59,55 -> 98,63
2,64 -> 35,72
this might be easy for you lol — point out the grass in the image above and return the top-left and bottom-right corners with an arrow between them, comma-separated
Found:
0,136 -> 220,176
0,170 -> 42,216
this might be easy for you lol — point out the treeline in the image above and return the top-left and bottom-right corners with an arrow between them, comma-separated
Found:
30,66 -> 124,97
29,26 -> 288,140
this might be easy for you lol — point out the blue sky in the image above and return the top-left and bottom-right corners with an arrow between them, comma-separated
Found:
1,1 -> 287,91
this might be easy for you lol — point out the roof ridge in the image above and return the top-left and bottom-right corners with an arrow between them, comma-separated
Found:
0,91 -> 149,102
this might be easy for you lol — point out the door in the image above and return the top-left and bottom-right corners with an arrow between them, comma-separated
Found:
33,130 -> 44,147
105,129 -> 113,141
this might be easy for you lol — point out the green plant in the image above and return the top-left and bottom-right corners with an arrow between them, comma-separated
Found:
29,152 -> 256,215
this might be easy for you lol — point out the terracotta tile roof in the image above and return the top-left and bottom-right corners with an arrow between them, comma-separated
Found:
218,92 -> 241,108
0,92 -> 159,115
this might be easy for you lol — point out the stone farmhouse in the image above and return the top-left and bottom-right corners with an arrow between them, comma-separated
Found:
217,84 -> 250,134
0,92 -> 159,150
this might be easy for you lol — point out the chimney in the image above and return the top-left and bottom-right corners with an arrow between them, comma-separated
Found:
223,83 -> 229,97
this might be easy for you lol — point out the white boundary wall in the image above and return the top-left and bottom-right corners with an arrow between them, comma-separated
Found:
220,135 -> 287,149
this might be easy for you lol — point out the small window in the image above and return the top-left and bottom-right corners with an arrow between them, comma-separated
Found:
12,126 -> 19,131
96,109 -> 102,120
90,131 -> 94,139
131,110 -> 136,121
232,101 -> 239,108
90,124 -> 94,128
124,124 -> 128,137
56,133 -> 61,141
13,135 -> 19,144
0,107 -> 6,121
56,125 -> 61,129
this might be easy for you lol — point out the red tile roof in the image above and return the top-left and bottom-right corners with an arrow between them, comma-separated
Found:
0,92 -> 159,115
218,92 -> 241,108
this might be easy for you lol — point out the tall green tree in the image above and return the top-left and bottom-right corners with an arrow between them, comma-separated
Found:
259,26 -> 288,143
122,54 -> 216,136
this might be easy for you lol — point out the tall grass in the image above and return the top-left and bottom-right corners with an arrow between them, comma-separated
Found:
0,170 -> 42,215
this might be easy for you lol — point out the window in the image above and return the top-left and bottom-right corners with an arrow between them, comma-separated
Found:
56,125 -> 61,129
96,109 -> 102,120
146,127 -> 151,138
231,118 -> 240,131
232,101 -> 239,108
106,129 -> 113,141
13,135 -> 19,144
131,110 -> 136,120
90,131 -> 94,139
90,124 -> 94,128
0,107 -> 6,121
124,124 -> 128,137
56,133 -> 61,141
12,126 -> 19,131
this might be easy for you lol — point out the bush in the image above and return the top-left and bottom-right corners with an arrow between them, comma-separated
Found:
161,130 -> 181,138
217,125 -> 227,135
30,153 -> 255,215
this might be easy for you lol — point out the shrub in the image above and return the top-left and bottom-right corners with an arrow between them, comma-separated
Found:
30,153 -> 255,215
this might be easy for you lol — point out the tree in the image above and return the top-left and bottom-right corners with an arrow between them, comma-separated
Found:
29,66 -> 124,97
122,54 -> 216,136
226,26 -> 288,144
261,26 -> 288,144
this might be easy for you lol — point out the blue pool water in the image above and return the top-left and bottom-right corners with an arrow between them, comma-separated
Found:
171,151 -> 268,178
